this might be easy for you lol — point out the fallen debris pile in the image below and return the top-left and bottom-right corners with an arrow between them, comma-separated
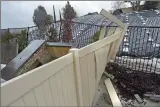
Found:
105,62 -> 160,101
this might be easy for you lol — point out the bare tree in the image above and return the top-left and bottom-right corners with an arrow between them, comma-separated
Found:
112,1 -> 126,10
124,1 -> 142,11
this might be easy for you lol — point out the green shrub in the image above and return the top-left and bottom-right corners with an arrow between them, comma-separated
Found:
89,30 -> 100,44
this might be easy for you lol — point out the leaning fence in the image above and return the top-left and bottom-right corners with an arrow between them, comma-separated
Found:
1,21 -> 160,73
1,28 -> 125,106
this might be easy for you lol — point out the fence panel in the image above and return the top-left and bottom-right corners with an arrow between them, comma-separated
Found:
70,30 -> 123,106
1,53 -> 77,106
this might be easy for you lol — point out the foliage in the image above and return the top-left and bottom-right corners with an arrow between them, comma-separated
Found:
1,31 -> 14,43
33,5 -> 53,28
48,25 -> 58,41
143,1 -> 159,10
1,30 -> 28,53
45,14 -> 53,25
14,30 -> 28,53
62,1 -> 77,42
62,1 -> 77,20
124,1 -> 142,11
112,1 -> 126,10
33,5 -> 58,40
90,30 -> 100,43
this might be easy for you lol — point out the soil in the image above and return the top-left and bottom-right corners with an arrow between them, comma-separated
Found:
105,62 -> 160,101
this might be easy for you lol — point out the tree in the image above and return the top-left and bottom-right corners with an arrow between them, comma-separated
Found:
62,1 -> 77,42
45,14 -> 53,25
124,1 -> 142,11
14,30 -> 28,53
33,5 -> 57,40
1,30 -> 28,53
62,1 -> 77,20
33,5 -> 53,28
48,25 -> 58,41
112,1 -> 126,10
143,1 -> 159,10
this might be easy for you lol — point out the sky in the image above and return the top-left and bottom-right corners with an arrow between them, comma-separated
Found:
1,1 -> 117,29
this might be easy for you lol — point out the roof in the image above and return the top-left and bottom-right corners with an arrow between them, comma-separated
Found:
1,40 -> 45,81
72,9 -> 160,57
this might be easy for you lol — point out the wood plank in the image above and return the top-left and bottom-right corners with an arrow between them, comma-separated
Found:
86,52 -> 96,105
1,53 -> 73,106
42,80 -> 54,106
56,72 -> 65,106
79,31 -> 122,57
68,63 -> 78,106
49,74 -> 60,106
9,98 -> 25,106
100,9 -> 125,28
34,84 -> 47,106
69,48 -> 84,106
105,79 -> 122,107
79,56 -> 90,106
23,90 -> 38,106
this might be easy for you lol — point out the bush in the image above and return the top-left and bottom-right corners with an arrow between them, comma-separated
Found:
89,30 -> 100,43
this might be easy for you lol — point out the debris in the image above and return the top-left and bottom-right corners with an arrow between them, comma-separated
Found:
105,62 -> 160,101
134,94 -> 143,103
105,78 -> 122,107
144,94 -> 160,101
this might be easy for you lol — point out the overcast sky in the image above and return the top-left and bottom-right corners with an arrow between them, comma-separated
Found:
1,1 -> 119,29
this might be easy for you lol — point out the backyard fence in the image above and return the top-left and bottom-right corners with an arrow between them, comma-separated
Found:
2,23 -> 160,73
1,27 -> 126,106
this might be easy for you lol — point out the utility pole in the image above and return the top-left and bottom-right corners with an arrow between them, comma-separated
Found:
53,5 -> 56,23
59,10 -> 62,42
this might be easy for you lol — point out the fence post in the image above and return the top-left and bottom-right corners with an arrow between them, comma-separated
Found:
69,48 -> 83,106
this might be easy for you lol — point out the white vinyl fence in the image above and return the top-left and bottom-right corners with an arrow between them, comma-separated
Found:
1,9 -> 128,107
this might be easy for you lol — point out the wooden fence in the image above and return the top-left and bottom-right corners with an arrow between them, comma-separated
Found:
1,9 -> 128,106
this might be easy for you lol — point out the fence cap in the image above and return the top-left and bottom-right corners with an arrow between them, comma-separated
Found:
46,42 -> 72,47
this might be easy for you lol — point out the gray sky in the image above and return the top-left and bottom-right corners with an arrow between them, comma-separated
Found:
1,1 -> 116,29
